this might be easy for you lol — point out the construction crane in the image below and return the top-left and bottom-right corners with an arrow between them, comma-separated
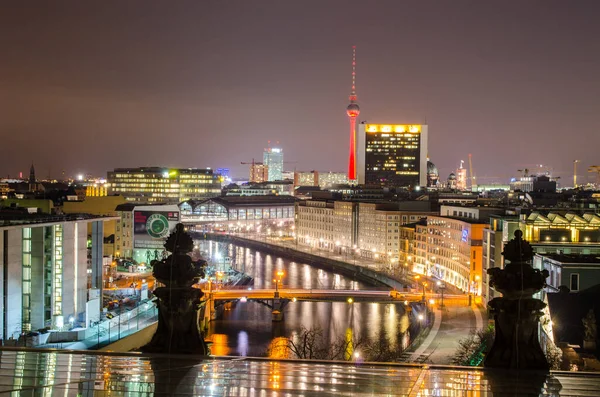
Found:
589,165 -> 600,185
517,168 -> 530,177
468,154 -> 476,190
240,159 -> 258,166
574,160 -> 580,188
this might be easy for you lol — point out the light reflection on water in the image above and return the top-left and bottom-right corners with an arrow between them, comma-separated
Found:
201,240 -> 416,357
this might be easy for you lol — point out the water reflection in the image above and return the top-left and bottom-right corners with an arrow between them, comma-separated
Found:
201,240 -> 417,358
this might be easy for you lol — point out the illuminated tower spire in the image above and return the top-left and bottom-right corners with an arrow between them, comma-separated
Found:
346,45 -> 360,181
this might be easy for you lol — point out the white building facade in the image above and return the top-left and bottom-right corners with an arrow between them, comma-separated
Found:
0,216 -> 111,339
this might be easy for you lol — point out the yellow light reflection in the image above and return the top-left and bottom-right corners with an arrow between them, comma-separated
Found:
209,334 -> 230,356
268,337 -> 290,359
344,328 -> 354,361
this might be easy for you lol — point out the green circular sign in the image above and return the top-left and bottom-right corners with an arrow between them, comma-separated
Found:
146,214 -> 170,238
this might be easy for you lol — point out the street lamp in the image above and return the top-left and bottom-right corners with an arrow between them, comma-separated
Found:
273,270 -> 284,303
437,281 -> 446,308
415,275 -> 427,302
274,270 -> 285,297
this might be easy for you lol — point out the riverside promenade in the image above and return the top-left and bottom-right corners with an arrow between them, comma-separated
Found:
199,231 -> 487,365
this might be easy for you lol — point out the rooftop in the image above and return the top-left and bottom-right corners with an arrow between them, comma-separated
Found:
0,349 -> 597,396
110,167 -> 215,174
114,203 -> 177,212
181,195 -> 298,208
538,253 -> 600,264
0,212 -> 118,227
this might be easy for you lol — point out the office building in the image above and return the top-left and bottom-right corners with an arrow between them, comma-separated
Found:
0,213 -> 114,338
294,171 -> 319,187
263,147 -> 283,181
318,172 -> 349,189
107,167 -> 222,204
414,215 -> 487,295
510,175 -> 557,193
249,162 -> 269,183
62,196 -> 127,257
356,123 -> 428,188
296,198 -> 434,271
114,204 -> 180,264
482,211 -> 600,303
534,253 -> 600,293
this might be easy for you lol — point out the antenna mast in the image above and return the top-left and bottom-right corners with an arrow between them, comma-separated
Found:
346,46 -> 361,181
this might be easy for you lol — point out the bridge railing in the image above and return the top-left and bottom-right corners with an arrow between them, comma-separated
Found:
206,285 -> 393,292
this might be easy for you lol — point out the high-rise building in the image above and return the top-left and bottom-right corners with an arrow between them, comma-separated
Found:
356,123 -> 428,188
107,167 -> 222,204
263,147 -> 283,181
456,162 -> 467,191
346,46 -> 360,182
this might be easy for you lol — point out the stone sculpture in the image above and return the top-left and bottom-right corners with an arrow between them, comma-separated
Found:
485,230 -> 549,370
141,223 -> 209,355
583,308 -> 597,350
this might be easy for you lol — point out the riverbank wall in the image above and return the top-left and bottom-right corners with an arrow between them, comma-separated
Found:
196,233 -> 411,291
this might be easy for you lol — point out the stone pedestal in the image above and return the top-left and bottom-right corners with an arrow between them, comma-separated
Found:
141,223 -> 209,356
584,340 -> 597,351
484,230 -> 550,370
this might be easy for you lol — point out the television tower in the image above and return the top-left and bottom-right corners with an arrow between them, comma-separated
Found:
346,45 -> 360,181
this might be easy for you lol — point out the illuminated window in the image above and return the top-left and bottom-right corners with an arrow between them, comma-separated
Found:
22,228 -> 32,332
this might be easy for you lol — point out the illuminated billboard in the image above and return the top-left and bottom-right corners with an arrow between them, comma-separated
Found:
133,210 -> 180,249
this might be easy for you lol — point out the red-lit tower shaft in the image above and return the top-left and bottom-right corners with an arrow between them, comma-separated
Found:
346,46 -> 360,181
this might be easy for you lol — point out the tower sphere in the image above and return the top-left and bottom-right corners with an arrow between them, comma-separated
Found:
346,103 -> 360,117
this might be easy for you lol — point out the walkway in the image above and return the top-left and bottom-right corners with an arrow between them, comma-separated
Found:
411,303 -> 486,364
40,305 -> 158,350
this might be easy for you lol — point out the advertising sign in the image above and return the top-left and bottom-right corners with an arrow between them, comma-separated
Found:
461,229 -> 469,243
134,210 -> 179,249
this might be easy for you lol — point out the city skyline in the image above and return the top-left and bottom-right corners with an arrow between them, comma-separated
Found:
1,1 -> 599,183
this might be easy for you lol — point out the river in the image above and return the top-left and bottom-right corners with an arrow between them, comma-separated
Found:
198,240 -> 420,358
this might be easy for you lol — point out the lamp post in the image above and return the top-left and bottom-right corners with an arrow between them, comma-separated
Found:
274,270 -> 284,298
415,275 -> 427,302
437,281 -> 446,309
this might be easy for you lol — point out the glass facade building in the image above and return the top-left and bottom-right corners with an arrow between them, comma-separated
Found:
263,148 -> 284,182
107,167 -> 222,204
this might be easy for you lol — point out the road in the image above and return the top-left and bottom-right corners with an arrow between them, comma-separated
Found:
111,271 -> 155,289
209,288 -> 469,304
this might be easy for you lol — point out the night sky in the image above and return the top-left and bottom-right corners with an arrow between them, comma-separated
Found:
1,1 -> 599,183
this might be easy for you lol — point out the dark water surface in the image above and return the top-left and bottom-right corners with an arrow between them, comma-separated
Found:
199,240 -> 416,357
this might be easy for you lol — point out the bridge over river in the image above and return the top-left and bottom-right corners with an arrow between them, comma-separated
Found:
202,286 -> 467,323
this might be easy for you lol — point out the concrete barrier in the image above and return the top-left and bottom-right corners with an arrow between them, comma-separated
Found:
99,323 -> 157,353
